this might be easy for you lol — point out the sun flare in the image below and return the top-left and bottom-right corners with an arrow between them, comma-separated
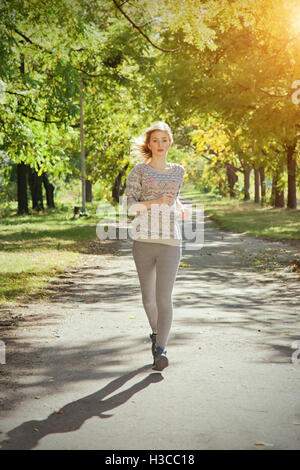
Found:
291,9 -> 300,32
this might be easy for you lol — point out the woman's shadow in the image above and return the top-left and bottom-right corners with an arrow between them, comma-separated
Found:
1,364 -> 162,450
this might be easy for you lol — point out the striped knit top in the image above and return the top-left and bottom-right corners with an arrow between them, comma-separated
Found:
123,162 -> 185,246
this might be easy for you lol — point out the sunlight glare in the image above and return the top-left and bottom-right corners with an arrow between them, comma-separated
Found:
291,9 -> 300,32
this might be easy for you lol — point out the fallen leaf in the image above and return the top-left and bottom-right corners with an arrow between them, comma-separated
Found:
254,440 -> 274,447
253,441 -> 264,446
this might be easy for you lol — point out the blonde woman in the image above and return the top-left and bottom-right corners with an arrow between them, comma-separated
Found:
123,122 -> 189,371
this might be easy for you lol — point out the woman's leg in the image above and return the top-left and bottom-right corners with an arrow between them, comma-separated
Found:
155,244 -> 182,350
132,240 -> 158,334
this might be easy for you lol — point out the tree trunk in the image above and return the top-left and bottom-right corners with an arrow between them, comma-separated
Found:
86,179 -> 92,202
28,166 -> 44,211
275,186 -> 285,208
254,169 -> 260,203
16,56 -> 29,215
112,163 -> 129,203
225,162 -> 238,198
217,181 -> 226,196
259,166 -> 266,206
79,73 -> 86,213
42,172 -> 55,208
287,144 -> 297,209
17,162 -> 28,215
271,170 -> 285,208
243,167 -> 251,201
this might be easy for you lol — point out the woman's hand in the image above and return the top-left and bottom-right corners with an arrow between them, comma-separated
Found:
157,193 -> 175,205
131,194 -> 175,213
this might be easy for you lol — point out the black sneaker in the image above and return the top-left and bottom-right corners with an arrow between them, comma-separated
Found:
150,333 -> 157,364
152,346 -> 169,371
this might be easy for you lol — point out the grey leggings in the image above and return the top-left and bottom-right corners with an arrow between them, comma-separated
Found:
132,240 -> 182,350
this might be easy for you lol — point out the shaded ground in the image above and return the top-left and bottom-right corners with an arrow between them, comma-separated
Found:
0,205 -> 300,450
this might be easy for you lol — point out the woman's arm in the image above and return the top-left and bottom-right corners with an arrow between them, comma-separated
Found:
176,197 -> 191,220
129,198 -> 160,214
176,197 -> 183,211
129,193 -> 175,215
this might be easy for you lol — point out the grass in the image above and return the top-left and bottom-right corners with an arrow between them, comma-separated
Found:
181,184 -> 300,241
0,197 -> 122,305
0,252 -> 78,302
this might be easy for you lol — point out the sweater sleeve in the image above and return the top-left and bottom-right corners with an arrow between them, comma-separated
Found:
175,165 -> 185,199
123,165 -> 143,213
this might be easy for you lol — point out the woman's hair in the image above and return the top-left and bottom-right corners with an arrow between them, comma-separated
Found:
130,121 -> 173,163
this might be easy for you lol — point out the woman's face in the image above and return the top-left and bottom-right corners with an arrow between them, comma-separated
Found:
148,130 -> 171,158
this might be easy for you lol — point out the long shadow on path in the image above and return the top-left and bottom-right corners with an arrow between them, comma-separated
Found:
1,365 -> 162,450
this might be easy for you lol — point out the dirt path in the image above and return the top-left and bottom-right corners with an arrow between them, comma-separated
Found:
0,207 -> 300,450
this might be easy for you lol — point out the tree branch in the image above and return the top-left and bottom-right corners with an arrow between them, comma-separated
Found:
13,28 -> 53,54
0,90 -> 31,97
112,0 -> 179,53
259,88 -> 287,99
13,27 -> 91,54
19,111 -> 61,124
19,110 -> 79,128
202,154 -> 212,162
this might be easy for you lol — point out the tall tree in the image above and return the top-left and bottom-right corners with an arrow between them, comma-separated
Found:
146,0 -> 300,208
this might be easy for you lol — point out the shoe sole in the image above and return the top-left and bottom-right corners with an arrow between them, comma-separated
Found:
152,355 -> 169,371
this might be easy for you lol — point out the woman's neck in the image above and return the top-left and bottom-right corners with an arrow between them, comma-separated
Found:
148,156 -> 168,170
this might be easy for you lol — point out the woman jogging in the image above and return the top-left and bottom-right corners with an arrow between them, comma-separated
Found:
123,121 -> 189,371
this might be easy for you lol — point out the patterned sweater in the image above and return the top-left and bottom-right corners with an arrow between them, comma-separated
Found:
123,162 -> 185,246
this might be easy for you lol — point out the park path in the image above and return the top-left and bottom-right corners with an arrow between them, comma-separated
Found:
0,202 -> 300,450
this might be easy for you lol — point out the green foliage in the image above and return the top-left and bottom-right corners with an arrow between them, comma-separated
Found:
0,0 -> 168,200
145,0 -> 300,201
1,0 -> 299,208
